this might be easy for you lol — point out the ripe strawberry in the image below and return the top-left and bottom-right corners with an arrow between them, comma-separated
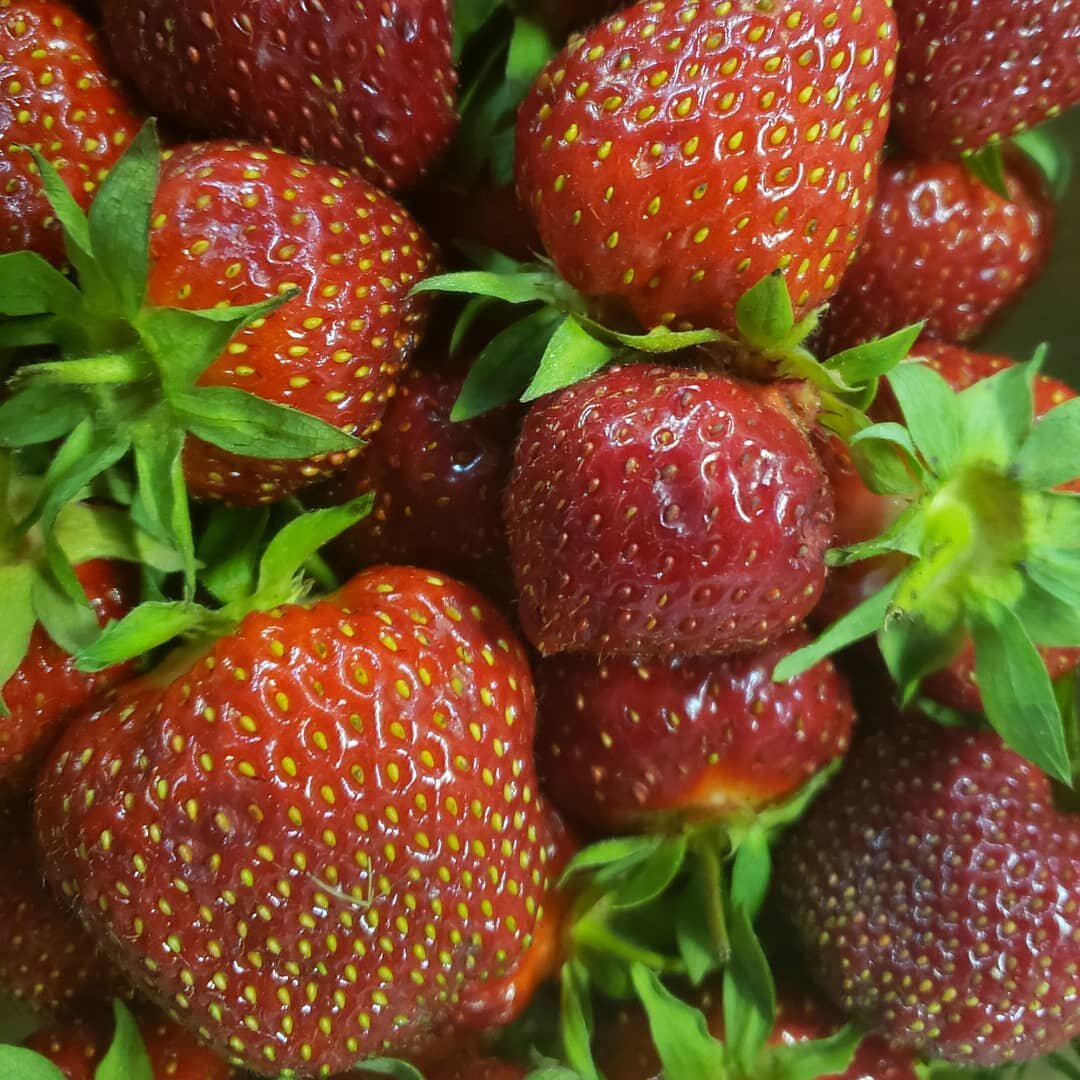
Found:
0,801 -> 127,1014
307,366 -> 517,598
777,717 -> 1080,1065
0,0 -> 142,263
535,628 -> 854,833
506,364 -> 834,657
35,565 -> 561,1075
100,0 -> 457,191
515,0 -> 898,334
890,0 -> 1080,158
25,1010 -> 239,1079
1,558 -> 137,792
818,155 -> 1054,354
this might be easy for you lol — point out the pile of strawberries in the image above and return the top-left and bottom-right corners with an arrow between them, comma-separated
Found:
0,0 -> 1079,1077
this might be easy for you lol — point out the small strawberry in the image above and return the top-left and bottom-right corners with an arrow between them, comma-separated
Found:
514,0 -> 898,335
35,515 -> 562,1076
777,717 -> 1080,1065
890,0 -> 1080,158
100,0 -> 458,191
0,0 -> 142,263
506,364 -> 834,657
535,628 -> 853,833
818,155 -> 1055,354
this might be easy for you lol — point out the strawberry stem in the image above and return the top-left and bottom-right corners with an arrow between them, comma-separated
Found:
22,353 -> 147,386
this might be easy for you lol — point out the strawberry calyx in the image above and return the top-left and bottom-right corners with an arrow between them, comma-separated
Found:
413,259 -> 920,434
778,350 -> 1080,783
0,121 -> 363,588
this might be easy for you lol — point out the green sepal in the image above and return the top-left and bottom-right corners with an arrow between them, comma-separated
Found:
965,141 -> 1010,198
349,1060 -> 425,1080
95,1000 -> 153,1080
581,320 -> 731,354
674,861 -> 727,985
0,1046 -> 67,1080
1016,396 -> 1080,490
522,317 -> 614,402
560,835 -> 666,887
609,833 -> 688,910
956,355 -> 1035,465
30,568 -> 104,657
1013,126 -> 1073,200
887,362 -> 963,476
0,383 -> 90,448
879,617 -> 965,705
0,314 -> 61,347
27,146 -> 94,281
848,422 -> 926,496
0,564 -> 38,716
1014,578 -> 1080,647
824,323 -> 924,391
560,959 -> 600,1080
764,1025 -> 862,1080
824,504 -> 922,567
0,250 -> 81,317
411,268 -> 561,306
734,271 -> 798,351
76,601 -> 209,671
55,502 -> 186,574
197,507 -> 271,605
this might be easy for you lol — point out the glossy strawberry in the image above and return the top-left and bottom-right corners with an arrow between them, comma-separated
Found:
515,0 -> 898,334
146,142 -> 435,505
307,367 -> 517,598
818,155 -> 1054,354
535,628 -> 853,833
778,717 -> 1080,1065
0,0 -> 142,263
35,566 -> 561,1075
0,801 -> 127,1014
506,364 -> 834,657
101,0 -> 457,191
891,0 -> 1080,158
1,558 -> 137,792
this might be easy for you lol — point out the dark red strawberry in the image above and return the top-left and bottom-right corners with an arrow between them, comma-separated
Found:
0,801 -> 127,1014
0,0 -> 142,263
515,0 -> 898,334
777,717 -> 1080,1065
100,0 -> 457,191
307,366 -> 517,598
425,1059 -> 528,1080
818,155 -> 1054,354
35,565 -> 562,1075
890,0 -> 1080,158
1,558 -> 137,792
535,628 -> 853,833
506,364 -> 834,657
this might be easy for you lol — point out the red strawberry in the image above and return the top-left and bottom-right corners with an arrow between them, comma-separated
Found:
307,366 -> 517,598
818,155 -> 1054,354
35,566 -> 562,1075
0,0 -> 142,263
515,0 -> 898,334
506,364 -> 834,657
0,801 -> 127,1014
535,628 -> 854,833
100,0 -> 457,191
890,0 -> 1080,158
25,1010 -> 239,1079
1,558 -> 137,792
425,1059 -> 528,1080
777,717 -> 1080,1065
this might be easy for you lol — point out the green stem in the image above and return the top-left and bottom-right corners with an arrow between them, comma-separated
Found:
696,834 -> 731,964
572,907 -> 685,975
21,353 -> 148,386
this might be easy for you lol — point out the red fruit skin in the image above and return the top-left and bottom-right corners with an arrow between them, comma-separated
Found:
535,628 -> 854,833
35,567 -> 559,1075
26,1012 -> 238,1080
818,156 -> 1054,354
424,1059 -> 528,1080
307,367 -> 517,599
0,0 -> 142,263
515,0 -> 897,334
100,0 -> 457,191
145,142 -> 434,505
506,365 -> 834,658
890,0 -> 1080,158
0,802 -> 127,1015
778,719 -> 1080,1065
0,558 -> 137,792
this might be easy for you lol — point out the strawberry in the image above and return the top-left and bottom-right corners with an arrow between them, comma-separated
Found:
0,0 -> 142,263
425,1059 -> 528,1080
99,0 -> 458,191
306,365 -> 517,599
890,0 -> 1080,158
777,717 -> 1080,1065
535,628 -> 854,833
505,364 -> 834,657
0,801 -> 127,1014
35,556 -> 562,1076
818,155 -> 1055,354
514,0 -> 898,335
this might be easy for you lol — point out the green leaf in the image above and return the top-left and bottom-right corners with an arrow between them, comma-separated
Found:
560,835 -> 664,883
753,759 -> 842,833
0,383 -> 88,447
453,307 -> 563,421
0,564 -> 38,716
450,295 -> 497,356
172,387 -> 361,459
0,251 -> 81,316
76,602 -> 206,671
728,828 -> 771,918
965,142 -> 1010,198
198,507 -> 270,604
970,598 -> 1071,783
630,964 -> 728,1078
86,121 -> 159,318
411,269 -> 559,305
0,314 -> 61,347
825,504 -> 922,566
31,570 -> 102,657
735,272 -> 795,348
54,503 -> 185,573
611,834 -> 688,910
1013,127 -> 1073,200
956,357 -> 1035,466
1016,396 -> 1080,490
452,0 -> 502,60
507,15 -> 555,86
350,1060 -> 425,1080
584,321 -> 730,354
0,1046 -> 67,1080
1014,579 -> 1080,647
28,149 -> 93,270
887,362 -> 963,476
766,1025 -> 862,1080
522,317 -> 613,402
879,617 -> 964,703
132,420 -> 195,589
675,877 -> 724,985
560,960 -> 599,1080
1027,546 -> 1080,609
825,323 -> 923,388
721,903 -> 776,1075
95,1000 -> 153,1080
